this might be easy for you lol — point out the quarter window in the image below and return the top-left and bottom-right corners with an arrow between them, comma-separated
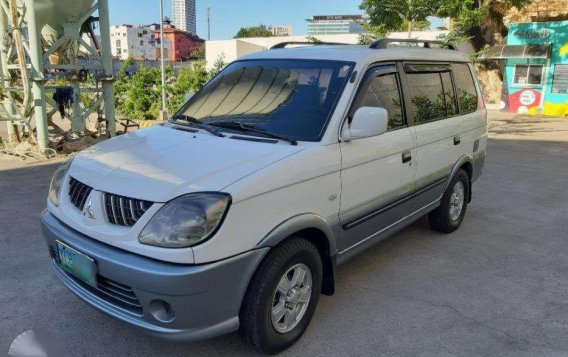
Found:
351,72 -> 404,130
441,72 -> 457,116
513,64 -> 543,85
453,63 -> 479,114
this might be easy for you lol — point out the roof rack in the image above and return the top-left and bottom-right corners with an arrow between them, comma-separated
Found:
369,39 -> 456,50
270,41 -> 349,49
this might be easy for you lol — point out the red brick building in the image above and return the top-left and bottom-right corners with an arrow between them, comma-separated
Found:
155,26 -> 204,61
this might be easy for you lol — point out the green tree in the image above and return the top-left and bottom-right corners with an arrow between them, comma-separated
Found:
360,0 -> 437,39
189,44 -> 205,60
167,62 -> 209,114
113,58 -> 212,120
306,35 -> 323,44
358,23 -> 388,45
436,0 -> 532,50
234,24 -> 273,38
209,54 -> 226,79
113,60 -> 167,120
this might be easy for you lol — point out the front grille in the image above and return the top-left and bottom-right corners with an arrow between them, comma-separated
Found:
60,267 -> 143,315
103,193 -> 153,227
96,276 -> 143,314
68,177 -> 93,211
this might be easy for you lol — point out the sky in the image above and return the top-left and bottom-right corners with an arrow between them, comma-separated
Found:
109,0 -> 364,40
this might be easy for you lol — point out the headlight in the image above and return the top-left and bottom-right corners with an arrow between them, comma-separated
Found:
48,156 -> 73,206
139,193 -> 231,248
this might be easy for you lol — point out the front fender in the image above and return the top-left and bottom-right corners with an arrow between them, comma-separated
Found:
256,213 -> 339,255
256,213 -> 339,295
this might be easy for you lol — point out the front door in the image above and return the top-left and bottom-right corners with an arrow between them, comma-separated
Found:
338,64 -> 416,252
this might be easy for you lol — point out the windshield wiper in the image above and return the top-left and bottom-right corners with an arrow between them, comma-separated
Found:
209,121 -> 298,146
171,115 -> 225,137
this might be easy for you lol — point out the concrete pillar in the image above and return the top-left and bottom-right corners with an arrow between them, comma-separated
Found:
0,5 -> 17,143
97,0 -> 117,136
24,0 -> 49,152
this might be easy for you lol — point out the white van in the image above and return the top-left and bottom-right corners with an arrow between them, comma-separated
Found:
42,40 -> 487,354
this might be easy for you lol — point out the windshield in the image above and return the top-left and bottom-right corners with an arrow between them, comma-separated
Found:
175,59 -> 354,141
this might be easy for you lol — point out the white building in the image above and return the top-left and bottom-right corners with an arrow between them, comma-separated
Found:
205,31 -> 450,70
172,0 -> 197,35
270,26 -> 292,37
307,15 -> 369,36
110,25 -> 172,61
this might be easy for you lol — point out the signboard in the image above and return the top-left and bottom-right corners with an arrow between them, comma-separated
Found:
519,90 -> 537,106
514,28 -> 550,39
312,15 -> 364,21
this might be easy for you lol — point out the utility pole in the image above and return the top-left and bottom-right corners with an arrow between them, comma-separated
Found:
159,0 -> 168,120
207,2 -> 211,40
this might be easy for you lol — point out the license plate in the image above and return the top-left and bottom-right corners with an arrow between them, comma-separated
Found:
56,241 -> 97,287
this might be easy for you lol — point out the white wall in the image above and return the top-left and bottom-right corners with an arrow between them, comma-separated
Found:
205,31 -> 450,70
110,26 -> 165,61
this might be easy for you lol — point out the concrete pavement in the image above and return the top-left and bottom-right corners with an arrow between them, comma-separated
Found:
1,111 -> 568,356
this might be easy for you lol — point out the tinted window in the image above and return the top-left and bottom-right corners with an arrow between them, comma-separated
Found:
407,72 -> 448,123
441,72 -> 457,116
178,59 -> 354,141
351,72 -> 404,130
453,63 -> 479,114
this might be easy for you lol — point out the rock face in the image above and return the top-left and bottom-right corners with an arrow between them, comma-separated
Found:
505,0 -> 568,24
475,0 -> 568,104
474,64 -> 503,104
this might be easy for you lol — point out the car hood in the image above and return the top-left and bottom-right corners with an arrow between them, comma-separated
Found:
69,125 -> 304,202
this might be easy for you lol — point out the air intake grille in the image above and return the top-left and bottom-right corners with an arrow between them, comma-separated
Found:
103,193 -> 153,227
68,177 -> 93,211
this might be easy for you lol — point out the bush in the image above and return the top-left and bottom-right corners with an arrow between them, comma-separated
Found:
114,58 -> 213,120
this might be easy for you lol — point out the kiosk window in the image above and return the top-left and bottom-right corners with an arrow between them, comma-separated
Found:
513,64 -> 544,85
552,64 -> 568,94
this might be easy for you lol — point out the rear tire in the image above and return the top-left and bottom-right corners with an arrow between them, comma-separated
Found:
239,238 -> 322,355
429,169 -> 470,233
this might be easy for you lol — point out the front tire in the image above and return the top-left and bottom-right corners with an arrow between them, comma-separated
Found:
240,238 -> 322,355
429,169 -> 470,233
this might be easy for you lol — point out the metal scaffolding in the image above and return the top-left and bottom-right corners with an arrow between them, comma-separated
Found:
0,0 -> 116,155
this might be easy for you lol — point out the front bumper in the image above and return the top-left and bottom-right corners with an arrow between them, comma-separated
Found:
41,210 -> 268,341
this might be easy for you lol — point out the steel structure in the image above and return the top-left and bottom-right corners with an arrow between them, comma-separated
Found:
0,0 -> 116,154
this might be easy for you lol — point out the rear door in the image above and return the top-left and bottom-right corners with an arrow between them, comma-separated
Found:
402,62 -> 483,210
338,64 -> 416,252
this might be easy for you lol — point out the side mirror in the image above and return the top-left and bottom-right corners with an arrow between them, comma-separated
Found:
341,107 -> 389,141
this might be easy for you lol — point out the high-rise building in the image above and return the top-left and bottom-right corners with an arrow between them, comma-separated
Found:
172,0 -> 197,35
307,15 -> 369,36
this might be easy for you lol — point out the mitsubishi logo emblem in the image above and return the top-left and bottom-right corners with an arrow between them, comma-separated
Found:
83,198 -> 95,220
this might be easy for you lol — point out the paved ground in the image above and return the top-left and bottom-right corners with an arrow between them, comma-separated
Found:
2,111 -> 568,356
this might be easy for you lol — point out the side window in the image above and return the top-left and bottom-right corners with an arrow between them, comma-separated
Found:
441,72 -> 457,116
453,63 -> 479,114
351,72 -> 404,130
406,72 -> 448,123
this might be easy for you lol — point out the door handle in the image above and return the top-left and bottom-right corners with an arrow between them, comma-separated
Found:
402,151 -> 412,164
454,136 -> 461,145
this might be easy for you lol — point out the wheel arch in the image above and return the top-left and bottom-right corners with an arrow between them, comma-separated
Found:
256,214 -> 339,296
448,155 -> 474,203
